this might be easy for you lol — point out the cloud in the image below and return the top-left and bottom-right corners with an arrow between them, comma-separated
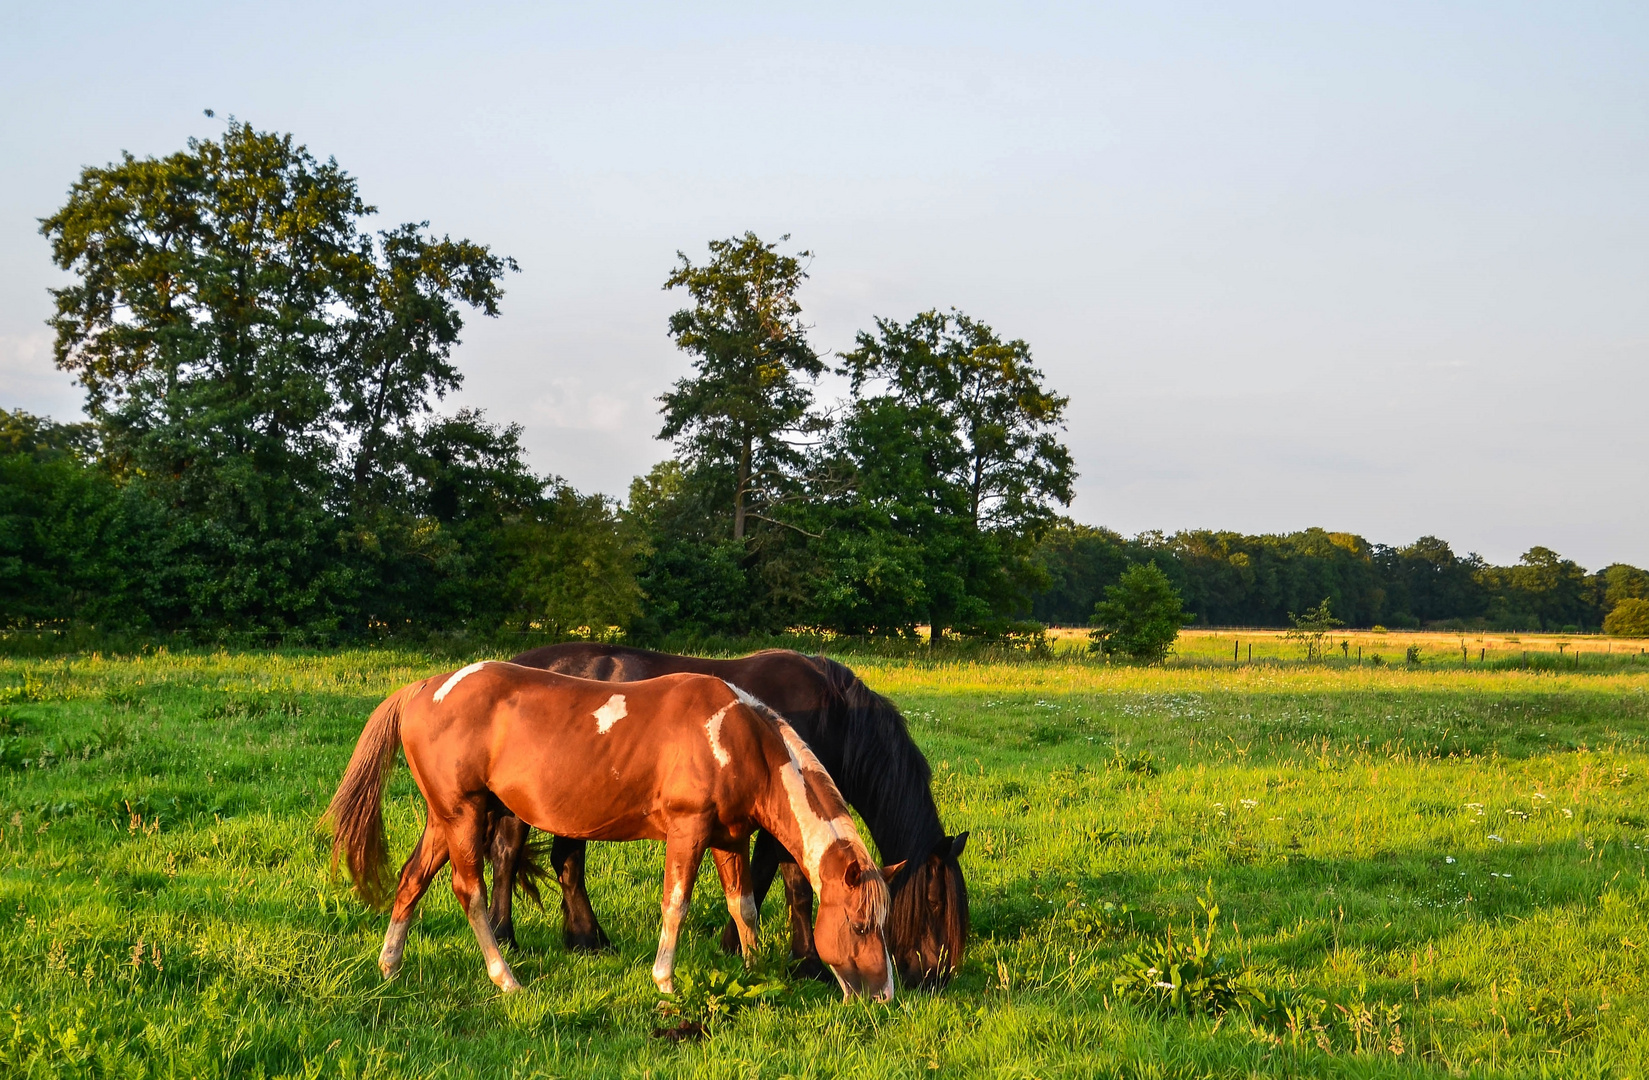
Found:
528,377 -> 630,433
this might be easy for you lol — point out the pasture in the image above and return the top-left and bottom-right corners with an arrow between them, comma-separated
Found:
2,647 -> 1647,1078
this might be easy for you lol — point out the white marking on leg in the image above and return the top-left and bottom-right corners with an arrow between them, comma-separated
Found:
653,882 -> 688,991
379,917 -> 410,979
705,703 -> 733,766
433,662 -> 490,702
740,894 -> 758,929
464,895 -> 520,992
594,694 -> 627,734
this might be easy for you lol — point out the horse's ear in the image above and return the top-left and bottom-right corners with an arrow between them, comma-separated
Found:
843,861 -> 863,888
880,860 -> 907,880
949,832 -> 969,859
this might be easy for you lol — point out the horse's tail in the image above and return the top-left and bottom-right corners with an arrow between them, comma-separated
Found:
325,684 -> 414,910
503,831 -> 556,908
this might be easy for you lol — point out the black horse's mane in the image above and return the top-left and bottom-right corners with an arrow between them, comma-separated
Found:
808,656 -> 944,868
809,655 -> 968,968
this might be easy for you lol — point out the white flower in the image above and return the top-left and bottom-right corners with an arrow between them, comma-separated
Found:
1445,856 -> 1455,864
1488,834 -> 1505,843
1562,808 -> 1574,818
1241,799 -> 1257,810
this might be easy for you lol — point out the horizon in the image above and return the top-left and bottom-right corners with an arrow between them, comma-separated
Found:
3,3 -> 1645,568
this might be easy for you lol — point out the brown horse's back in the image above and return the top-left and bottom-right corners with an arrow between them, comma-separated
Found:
511,643 -> 836,753
401,662 -> 766,845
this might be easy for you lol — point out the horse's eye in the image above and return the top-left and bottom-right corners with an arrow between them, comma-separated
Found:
851,921 -> 871,936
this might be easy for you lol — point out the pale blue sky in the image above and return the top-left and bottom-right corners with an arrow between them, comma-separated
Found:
3,2 -> 1646,566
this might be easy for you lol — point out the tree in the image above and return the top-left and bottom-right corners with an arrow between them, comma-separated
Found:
39,120 -> 517,631
1090,562 -> 1185,663
1284,598 -> 1343,661
659,232 -> 823,544
0,410 -> 152,628
839,309 -> 1073,534
1604,598 -> 1649,638
1601,564 -> 1649,610
833,309 -> 1074,640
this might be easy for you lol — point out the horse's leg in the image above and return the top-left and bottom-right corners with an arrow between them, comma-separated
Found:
719,828 -> 783,954
380,823 -> 450,980
450,800 -> 521,992
487,812 -> 528,950
652,824 -> 709,994
552,836 -> 612,952
780,861 -> 833,982
710,846 -> 759,963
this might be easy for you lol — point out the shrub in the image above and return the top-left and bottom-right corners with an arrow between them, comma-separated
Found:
1604,598 -> 1649,638
1089,562 -> 1186,664
656,965 -> 785,1030
1284,598 -> 1343,661
1112,886 -> 1258,1016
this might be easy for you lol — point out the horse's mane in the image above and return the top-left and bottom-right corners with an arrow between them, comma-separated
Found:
808,656 -> 945,874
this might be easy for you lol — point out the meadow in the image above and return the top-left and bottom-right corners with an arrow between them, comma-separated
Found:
2,642 -> 1648,1078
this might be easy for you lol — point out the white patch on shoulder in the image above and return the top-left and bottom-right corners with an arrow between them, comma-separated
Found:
433,662 -> 489,703
705,703 -> 733,767
594,694 -> 627,734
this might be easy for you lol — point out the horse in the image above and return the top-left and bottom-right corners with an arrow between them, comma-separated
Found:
489,643 -> 970,989
326,661 -> 900,999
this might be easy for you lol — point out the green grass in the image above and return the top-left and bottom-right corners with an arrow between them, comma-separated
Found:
2,649 -> 1648,1077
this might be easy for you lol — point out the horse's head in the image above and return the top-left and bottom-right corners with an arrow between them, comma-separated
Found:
813,844 -> 900,1001
889,831 -> 970,988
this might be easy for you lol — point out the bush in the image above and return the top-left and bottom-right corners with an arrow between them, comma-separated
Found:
1112,886 -> 1258,1016
1089,562 -> 1186,664
1604,598 -> 1649,638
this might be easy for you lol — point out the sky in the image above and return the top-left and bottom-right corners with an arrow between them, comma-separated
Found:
3,2 -> 1646,568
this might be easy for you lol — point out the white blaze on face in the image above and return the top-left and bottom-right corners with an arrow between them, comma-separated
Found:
705,703 -> 733,767
593,694 -> 627,734
433,661 -> 489,703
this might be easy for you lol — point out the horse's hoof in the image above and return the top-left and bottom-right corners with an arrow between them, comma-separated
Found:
564,928 -> 611,953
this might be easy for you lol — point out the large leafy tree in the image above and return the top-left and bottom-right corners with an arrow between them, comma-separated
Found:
659,232 -> 823,544
839,309 -> 1074,533
39,121 -> 516,630
831,309 -> 1075,639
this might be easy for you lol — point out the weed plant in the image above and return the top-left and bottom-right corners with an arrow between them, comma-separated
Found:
0,648 -> 1646,1076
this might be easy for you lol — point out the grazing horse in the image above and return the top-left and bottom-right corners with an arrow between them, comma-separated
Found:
490,643 -> 970,988
326,662 -> 899,999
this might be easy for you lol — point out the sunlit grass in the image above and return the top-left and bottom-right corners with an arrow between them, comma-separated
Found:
2,648 -> 1646,1077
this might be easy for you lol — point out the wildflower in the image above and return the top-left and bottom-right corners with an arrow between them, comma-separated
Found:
1562,808 -> 1574,818
1240,799 -> 1257,810
1445,856 -> 1455,864
1488,834 -> 1505,843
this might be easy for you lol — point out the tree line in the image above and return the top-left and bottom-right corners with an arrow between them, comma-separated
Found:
1033,525 -> 1648,635
2,122 -> 1645,644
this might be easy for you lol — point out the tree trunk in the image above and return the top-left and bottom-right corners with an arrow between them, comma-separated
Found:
733,435 -> 751,542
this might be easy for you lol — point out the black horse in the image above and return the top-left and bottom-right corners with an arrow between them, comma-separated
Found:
488,643 -> 969,989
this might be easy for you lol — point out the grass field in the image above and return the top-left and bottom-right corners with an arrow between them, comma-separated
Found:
3,647 -> 1648,1078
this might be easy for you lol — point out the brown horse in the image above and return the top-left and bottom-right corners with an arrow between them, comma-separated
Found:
327,662 -> 900,999
488,643 -> 969,989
